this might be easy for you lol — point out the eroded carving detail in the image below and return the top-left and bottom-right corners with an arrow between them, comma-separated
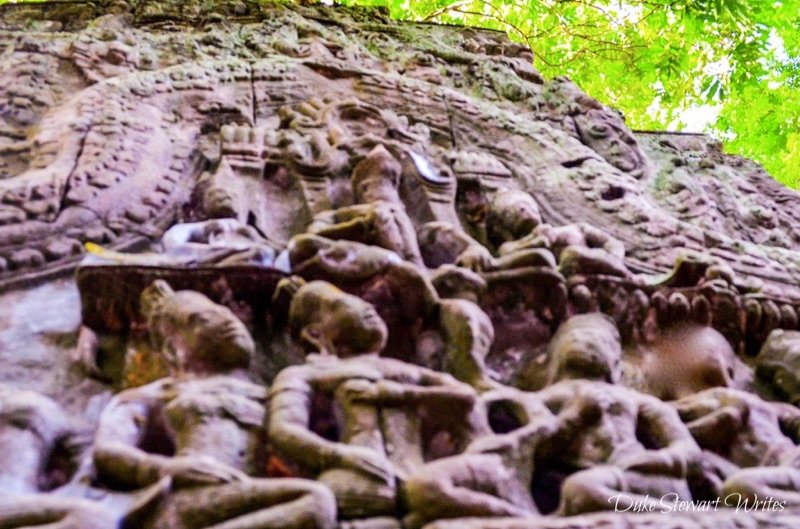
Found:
0,1 -> 799,528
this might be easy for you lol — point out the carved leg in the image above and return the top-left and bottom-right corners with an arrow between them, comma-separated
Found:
0,496 -> 117,529
158,479 -> 336,529
723,467 -> 800,507
558,466 -> 690,515
318,468 -> 397,519
403,454 -> 533,529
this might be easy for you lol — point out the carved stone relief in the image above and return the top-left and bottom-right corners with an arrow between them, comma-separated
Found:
0,1 -> 798,528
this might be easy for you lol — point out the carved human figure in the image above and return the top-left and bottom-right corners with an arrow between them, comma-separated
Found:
286,259 -> 494,389
531,314 -> 736,399
404,312 -> 699,525
308,144 -> 424,267
402,387 -> 589,528
438,297 -> 497,388
92,280 -> 336,529
159,219 -> 279,266
757,329 -> 800,406
545,313 -> 623,386
417,219 -> 556,276
287,279 -> 389,358
417,221 -> 491,270
545,77 -> 652,180
535,379 -> 702,516
637,324 -> 738,401
485,188 -> 543,250
286,234 -> 439,362
270,284 -> 488,521
573,107 -> 651,180
516,313 -> 622,391
479,188 -> 628,277
0,385 -> 115,529
675,387 -> 800,506
82,219 -> 279,269
499,222 -> 628,277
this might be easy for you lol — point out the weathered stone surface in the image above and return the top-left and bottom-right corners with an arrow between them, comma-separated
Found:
0,1 -> 798,528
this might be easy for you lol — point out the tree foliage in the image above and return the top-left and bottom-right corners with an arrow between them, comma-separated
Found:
343,0 -> 799,187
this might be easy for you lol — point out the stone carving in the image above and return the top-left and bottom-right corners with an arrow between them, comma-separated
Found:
268,344 -> 487,520
404,377 -> 700,525
541,77 -> 653,180
675,387 -> 800,504
757,330 -> 800,405
287,278 -> 388,358
92,280 -> 336,529
308,144 -> 424,267
0,1 -> 798,528
0,386 -> 117,529
544,313 -> 623,385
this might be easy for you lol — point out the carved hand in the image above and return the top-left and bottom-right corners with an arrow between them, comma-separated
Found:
616,448 -> 687,478
456,245 -> 495,272
338,378 -> 381,403
335,445 -> 394,484
162,455 -> 248,488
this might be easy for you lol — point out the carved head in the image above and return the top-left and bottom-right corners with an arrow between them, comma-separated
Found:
162,219 -> 265,249
203,181 -> 240,219
289,280 -> 388,358
547,78 -> 651,180
573,108 -> 650,180
486,188 -> 542,248
351,144 -> 402,203
418,222 -> 475,268
140,280 -> 255,375
757,330 -> 800,405
547,313 -> 622,384
288,234 -> 400,281
439,298 -> 495,386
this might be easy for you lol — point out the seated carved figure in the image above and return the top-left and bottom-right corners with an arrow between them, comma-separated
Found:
485,188 -> 543,250
92,280 -> 336,529
500,222 -> 628,277
418,220 -> 553,275
286,272 -> 494,388
521,313 -> 737,399
0,386 -> 115,529
537,379 -> 700,516
403,387 -> 590,529
308,144 -> 424,267
437,188 -> 554,273
404,314 -> 700,526
545,313 -> 623,386
417,221 -> 492,271
286,235 -> 446,364
270,285 -> 489,522
287,279 -> 389,358
480,188 -> 628,277
675,387 -> 800,505
287,234 -> 438,315
437,297 -> 497,388
517,313 -> 622,391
